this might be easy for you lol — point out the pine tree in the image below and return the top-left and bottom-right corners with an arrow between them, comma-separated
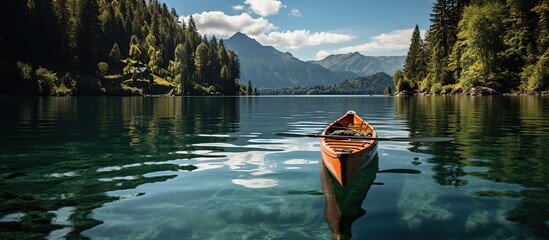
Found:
228,50 -> 240,85
109,42 -> 123,70
247,80 -> 253,95
128,35 -> 142,61
218,40 -> 233,94
75,0 -> 103,73
54,0 -> 71,65
384,85 -> 393,95
403,25 -> 427,89
524,0 -> 549,91
170,7 -> 178,19
208,36 -> 221,85
499,0 -> 537,89
532,0 -> 549,55
425,0 -> 462,87
185,16 -> 201,50
1,0 -> 243,96
29,0 -> 59,64
194,42 -> 209,83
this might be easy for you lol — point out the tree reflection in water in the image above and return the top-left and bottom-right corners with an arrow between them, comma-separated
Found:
395,96 -> 549,238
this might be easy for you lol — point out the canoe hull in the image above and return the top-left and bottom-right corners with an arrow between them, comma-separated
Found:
320,110 -> 378,186
321,154 -> 379,239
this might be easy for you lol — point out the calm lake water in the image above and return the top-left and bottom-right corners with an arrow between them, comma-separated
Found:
0,96 -> 548,239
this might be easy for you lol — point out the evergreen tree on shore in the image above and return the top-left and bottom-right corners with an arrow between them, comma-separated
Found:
0,0 -> 242,96
403,25 -> 427,88
396,0 -> 548,94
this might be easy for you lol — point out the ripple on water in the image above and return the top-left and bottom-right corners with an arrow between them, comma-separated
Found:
231,178 -> 279,188
45,206 -> 75,240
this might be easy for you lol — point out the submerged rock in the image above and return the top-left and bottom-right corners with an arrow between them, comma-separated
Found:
397,174 -> 454,231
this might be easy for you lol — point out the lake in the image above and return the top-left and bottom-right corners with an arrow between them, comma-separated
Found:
0,96 -> 548,239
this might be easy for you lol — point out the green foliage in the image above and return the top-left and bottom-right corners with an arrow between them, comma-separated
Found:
425,0 -> 462,86
525,48 -> 549,91
11,62 -> 75,96
60,73 -> 76,90
97,62 -> 109,76
75,0 -> 103,73
394,70 -> 413,92
503,0 -> 535,64
532,1 -> 549,54
120,84 -> 143,96
404,25 -> 428,86
247,80 -> 253,95
430,82 -> 442,95
2,0 -> 241,96
194,42 -> 209,83
17,61 -> 33,81
440,84 -> 457,95
109,42 -> 123,62
152,75 -> 173,88
74,75 -> 105,96
35,67 -> 58,96
406,0 -> 549,94
455,2 -> 506,88
129,35 -> 142,61
384,85 -> 393,95
419,73 -> 433,92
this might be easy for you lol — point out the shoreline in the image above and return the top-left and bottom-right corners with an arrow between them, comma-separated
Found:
394,86 -> 549,97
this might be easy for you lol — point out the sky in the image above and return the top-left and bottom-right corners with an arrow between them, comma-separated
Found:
162,0 -> 433,61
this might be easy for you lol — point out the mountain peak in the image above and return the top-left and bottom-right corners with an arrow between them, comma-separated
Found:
224,32 -> 352,88
228,32 -> 256,42
230,31 -> 247,39
227,32 -> 263,48
350,51 -> 362,56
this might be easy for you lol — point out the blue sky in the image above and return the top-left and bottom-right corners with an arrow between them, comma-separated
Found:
162,0 -> 433,60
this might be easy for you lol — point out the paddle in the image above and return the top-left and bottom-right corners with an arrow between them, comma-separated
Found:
273,132 -> 454,142
378,169 -> 421,174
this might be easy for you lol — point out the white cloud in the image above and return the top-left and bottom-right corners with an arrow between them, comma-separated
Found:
232,5 -> 245,11
245,0 -> 284,17
289,8 -> 302,17
256,30 -> 354,50
180,11 -> 276,38
181,11 -> 354,50
315,28 -> 423,60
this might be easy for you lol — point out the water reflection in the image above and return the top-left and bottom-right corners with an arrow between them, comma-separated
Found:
395,96 -> 549,238
2,96 -> 547,239
321,155 -> 379,240
0,97 -> 241,239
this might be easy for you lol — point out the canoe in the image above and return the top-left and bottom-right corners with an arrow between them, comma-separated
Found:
321,154 -> 378,239
320,110 -> 378,186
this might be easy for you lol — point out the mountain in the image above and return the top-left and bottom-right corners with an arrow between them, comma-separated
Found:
224,32 -> 356,88
261,72 -> 395,95
310,52 -> 405,77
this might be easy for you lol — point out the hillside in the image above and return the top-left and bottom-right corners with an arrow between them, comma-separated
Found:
261,72 -> 395,95
310,52 -> 405,77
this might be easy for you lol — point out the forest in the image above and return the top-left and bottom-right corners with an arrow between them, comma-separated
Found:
261,72 -> 394,95
395,0 -> 549,95
0,0 -> 252,96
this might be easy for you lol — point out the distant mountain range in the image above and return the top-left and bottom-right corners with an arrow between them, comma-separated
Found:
309,52 -> 405,77
261,72 -> 395,95
224,32 -> 404,89
224,32 -> 355,89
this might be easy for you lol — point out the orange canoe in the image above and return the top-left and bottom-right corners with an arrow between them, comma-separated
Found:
320,110 -> 378,186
